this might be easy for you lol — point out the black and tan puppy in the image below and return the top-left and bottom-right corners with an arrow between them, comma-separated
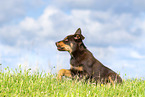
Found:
55,28 -> 122,84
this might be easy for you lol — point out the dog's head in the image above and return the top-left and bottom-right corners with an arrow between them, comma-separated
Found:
55,28 -> 85,53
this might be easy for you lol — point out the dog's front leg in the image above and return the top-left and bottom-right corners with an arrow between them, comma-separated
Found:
57,69 -> 72,80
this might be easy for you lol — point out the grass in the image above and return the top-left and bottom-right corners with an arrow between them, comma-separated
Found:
0,67 -> 145,97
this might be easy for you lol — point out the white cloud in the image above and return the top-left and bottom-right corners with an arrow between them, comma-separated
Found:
20,17 -> 39,31
130,51 -> 145,59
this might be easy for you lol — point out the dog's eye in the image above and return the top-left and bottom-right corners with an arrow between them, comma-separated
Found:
64,39 -> 68,42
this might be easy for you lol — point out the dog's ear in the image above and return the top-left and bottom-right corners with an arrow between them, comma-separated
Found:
74,28 -> 85,40
75,28 -> 81,35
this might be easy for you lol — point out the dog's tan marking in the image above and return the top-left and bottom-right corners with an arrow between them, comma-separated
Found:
57,69 -> 72,80
70,64 -> 83,71
59,41 -> 72,53
70,43 -> 73,48
64,36 -> 68,40
76,35 -> 80,39
108,76 -> 114,86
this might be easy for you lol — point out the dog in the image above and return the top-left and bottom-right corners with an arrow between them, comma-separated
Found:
55,28 -> 122,84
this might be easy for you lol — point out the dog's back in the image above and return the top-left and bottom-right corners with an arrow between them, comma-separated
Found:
70,47 -> 122,84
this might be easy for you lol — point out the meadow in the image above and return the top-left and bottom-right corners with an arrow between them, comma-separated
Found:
0,67 -> 145,97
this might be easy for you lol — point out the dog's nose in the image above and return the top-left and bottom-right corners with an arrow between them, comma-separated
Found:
55,42 -> 59,46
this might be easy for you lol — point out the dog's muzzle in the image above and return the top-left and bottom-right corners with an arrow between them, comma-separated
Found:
55,41 -> 65,51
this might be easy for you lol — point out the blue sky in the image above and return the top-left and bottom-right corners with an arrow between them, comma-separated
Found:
0,0 -> 145,79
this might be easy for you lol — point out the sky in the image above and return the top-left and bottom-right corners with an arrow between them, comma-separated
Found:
0,0 -> 145,79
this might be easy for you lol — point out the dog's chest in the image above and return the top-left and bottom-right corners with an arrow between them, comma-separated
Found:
70,57 -> 82,67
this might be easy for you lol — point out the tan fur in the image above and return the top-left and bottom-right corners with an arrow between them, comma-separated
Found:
57,69 -> 72,80
70,65 -> 83,71
108,76 -> 114,86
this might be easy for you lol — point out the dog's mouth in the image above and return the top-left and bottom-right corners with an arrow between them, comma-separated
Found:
57,46 -> 65,51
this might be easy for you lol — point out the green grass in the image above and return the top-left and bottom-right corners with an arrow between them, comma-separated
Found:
0,67 -> 145,97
